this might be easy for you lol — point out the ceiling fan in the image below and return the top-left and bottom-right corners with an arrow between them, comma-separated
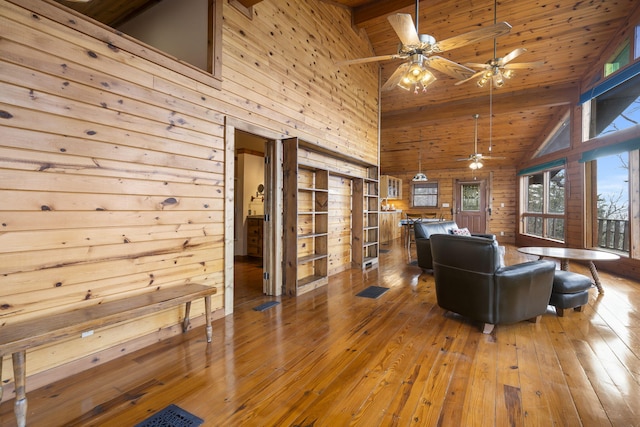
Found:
456,0 -> 543,88
457,114 -> 504,169
336,0 -> 512,93
457,48 -> 544,88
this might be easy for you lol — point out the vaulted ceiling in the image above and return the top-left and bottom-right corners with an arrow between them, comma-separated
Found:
56,0 -> 639,173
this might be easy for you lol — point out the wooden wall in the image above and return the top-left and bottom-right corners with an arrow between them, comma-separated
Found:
0,0 -> 378,396
382,167 -> 518,244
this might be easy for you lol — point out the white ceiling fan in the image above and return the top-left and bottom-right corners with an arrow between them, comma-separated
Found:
336,0 -> 512,93
457,114 -> 504,169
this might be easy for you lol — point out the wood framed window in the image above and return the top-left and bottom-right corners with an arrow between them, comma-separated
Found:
411,182 -> 438,208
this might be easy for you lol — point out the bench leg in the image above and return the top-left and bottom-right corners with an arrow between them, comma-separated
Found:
182,301 -> 192,333
12,351 -> 27,427
205,296 -> 212,343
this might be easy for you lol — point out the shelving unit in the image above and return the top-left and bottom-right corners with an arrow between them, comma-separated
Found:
284,138 -> 380,292
284,140 -> 329,295
353,166 -> 379,269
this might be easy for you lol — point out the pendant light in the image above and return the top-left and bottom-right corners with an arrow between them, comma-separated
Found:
413,140 -> 428,181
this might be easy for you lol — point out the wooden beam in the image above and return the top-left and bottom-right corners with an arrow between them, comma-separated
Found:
234,0 -> 262,8
352,0 -> 413,25
381,85 -> 578,129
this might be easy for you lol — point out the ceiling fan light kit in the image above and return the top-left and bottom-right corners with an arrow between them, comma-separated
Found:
397,55 -> 437,93
469,159 -> 484,170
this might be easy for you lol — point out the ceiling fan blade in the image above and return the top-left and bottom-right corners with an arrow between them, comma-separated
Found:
464,62 -> 492,69
434,21 -> 512,53
388,13 -> 421,46
381,63 -> 410,91
454,70 -> 486,85
336,54 -> 403,66
428,56 -> 475,80
499,48 -> 527,65
504,61 -> 545,69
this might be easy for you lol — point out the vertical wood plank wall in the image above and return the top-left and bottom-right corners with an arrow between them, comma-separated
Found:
0,0 -> 379,394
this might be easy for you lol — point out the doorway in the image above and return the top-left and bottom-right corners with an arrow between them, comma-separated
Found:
234,130 -> 271,307
226,120 -> 284,314
455,180 -> 487,234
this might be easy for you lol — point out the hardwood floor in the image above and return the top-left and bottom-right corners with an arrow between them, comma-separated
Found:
1,239 -> 639,426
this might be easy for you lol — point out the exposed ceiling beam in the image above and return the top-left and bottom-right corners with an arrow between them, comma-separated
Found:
381,85 -> 578,129
234,0 -> 263,8
352,0 -> 414,25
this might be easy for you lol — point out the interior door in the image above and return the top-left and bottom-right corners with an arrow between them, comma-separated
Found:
455,180 -> 487,234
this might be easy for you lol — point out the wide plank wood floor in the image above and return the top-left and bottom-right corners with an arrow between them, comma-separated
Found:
1,238 -> 639,426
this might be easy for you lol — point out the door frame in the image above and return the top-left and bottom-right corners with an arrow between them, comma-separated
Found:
225,118 -> 286,314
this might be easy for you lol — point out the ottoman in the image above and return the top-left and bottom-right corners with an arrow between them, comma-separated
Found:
549,270 -> 592,316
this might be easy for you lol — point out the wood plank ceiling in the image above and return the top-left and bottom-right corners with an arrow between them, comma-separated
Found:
56,0 -> 639,173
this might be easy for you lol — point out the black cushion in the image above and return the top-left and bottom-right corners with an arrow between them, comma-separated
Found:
552,270 -> 592,294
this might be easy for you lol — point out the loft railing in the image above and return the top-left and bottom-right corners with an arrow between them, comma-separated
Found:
597,219 -> 629,252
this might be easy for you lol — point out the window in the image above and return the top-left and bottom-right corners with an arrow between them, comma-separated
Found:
581,70 -> 640,259
412,182 -> 438,207
118,0 -> 210,71
635,25 -> 640,60
588,71 -> 640,138
605,39 -> 630,77
536,114 -> 570,157
595,153 -> 630,253
522,168 -> 566,241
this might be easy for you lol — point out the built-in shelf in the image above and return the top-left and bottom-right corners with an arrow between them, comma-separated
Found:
353,165 -> 379,269
284,138 -> 380,293
284,138 -> 330,295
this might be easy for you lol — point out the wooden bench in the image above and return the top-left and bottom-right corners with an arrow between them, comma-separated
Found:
0,283 -> 216,427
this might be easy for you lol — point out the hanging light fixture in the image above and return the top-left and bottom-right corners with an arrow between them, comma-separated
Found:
469,114 -> 483,170
413,138 -> 428,181
397,54 -> 437,94
471,0 -> 542,89
478,1 -> 508,89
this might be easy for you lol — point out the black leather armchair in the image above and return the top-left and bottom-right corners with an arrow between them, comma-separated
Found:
414,220 -> 495,271
430,233 -> 556,333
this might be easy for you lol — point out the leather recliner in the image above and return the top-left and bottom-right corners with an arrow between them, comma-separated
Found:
414,220 -> 495,271
430,233 -> 556,334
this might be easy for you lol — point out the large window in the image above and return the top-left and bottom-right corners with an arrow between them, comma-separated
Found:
522,167 -> 566,241
412,182 -> 438,207
595,153 -> 630,253
581,70 -> 640,257
588,70 -> 640,138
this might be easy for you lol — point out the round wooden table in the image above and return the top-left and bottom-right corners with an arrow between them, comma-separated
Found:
517,247 -> 620,294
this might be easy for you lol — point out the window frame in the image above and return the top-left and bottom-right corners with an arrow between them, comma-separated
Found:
411,181 -> 439,208
521,167 -> 566,242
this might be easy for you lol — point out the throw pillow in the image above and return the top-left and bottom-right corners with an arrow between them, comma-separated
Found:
451,228 -> 471,236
